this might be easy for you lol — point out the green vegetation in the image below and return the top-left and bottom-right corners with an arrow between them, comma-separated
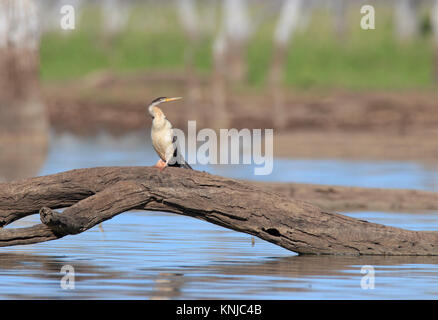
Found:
40,3 -> 436,90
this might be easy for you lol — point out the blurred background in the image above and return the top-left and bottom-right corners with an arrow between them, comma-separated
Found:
1,0 -> 438,300
1,0 -> 438,182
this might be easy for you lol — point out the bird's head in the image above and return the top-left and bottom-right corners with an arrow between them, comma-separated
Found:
148,97 -> 182,118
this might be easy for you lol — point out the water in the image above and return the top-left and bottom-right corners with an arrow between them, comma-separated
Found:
1,131 -> 438,299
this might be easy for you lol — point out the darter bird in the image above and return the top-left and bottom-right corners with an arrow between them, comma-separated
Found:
148,97 -> 192,171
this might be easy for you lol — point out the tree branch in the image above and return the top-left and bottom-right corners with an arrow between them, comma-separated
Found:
0,166 -> 437,255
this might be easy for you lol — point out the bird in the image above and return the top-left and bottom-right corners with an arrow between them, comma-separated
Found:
148,97 -> 192,171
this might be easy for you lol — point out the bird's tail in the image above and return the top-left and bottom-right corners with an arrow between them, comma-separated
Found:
169,138 -> 193,169
179,161 -> 193,170
168,157 -> 193,170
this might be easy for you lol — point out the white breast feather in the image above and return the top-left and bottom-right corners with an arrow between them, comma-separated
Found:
151,120 -> 174,162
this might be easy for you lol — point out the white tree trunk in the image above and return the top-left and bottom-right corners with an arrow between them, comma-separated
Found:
211,28 -> 229,129
432,0 -> 438,44
101,0 -> 130,36
0,0 -> 48,181
331,0 -> 347,39
223,0 -> 251,42
176,0 -> 202,117
177,0 -> 198,38
222,0 -> 251,83
270,0 -> 303,130
432,0 -> 438,81
394,0 -> 418,40
0,0 -> 39,49
273,0 -> 302,46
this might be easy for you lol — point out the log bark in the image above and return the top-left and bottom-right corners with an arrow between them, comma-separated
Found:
0,166 -> 437,255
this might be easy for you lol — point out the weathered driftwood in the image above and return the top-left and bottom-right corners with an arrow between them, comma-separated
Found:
0,166 -> 437,255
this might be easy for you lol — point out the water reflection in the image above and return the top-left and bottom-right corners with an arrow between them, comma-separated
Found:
2,210 -> 438,299
1,251 -> 438,299
1,132 -> 438,299
39,131 -> 438,192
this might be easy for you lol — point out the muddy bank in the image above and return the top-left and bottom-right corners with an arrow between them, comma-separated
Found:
43,72 -> 438,160
254,181 -> 438,213
274,130 -> 438,160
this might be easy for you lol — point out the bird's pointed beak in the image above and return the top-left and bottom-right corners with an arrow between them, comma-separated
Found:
164,97 -> 183,102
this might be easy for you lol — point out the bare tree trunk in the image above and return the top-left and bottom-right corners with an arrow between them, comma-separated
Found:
177,0 -> 202,117
209,0 -> 252,128
432,0 -> 438,81
1,167 -> 438,256
331,0 -> 347,40
222,0 -> 251,84
394,0 -> 418,41
101,0 -> 130,46
0,0 -> 48,181
269,0 -> 302,130
211,30 -> 229,129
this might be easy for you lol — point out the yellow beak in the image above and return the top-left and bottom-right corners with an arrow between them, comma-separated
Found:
165,97 -> 183,102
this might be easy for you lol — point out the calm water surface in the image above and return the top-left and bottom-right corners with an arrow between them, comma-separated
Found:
1,132 -> 437,299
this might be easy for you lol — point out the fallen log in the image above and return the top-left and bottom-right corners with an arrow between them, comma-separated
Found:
0,166 -> 437,255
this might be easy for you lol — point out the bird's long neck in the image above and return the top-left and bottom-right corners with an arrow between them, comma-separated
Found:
148,104 -> 163,117
150,106 -> 168,130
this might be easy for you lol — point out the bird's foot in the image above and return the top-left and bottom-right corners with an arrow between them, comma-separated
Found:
154,159 -> 167,171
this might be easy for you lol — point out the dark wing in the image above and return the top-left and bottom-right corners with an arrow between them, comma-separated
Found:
168,135 -> 192,169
